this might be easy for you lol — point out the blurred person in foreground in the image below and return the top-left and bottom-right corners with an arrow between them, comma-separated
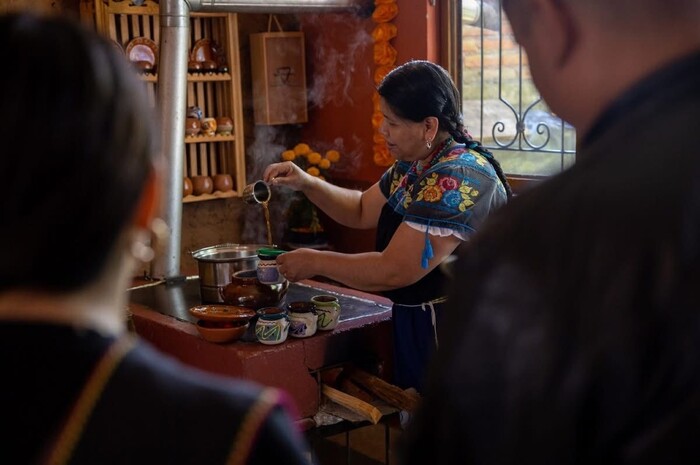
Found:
401,0 -> 700,463
0,13 -> 309,465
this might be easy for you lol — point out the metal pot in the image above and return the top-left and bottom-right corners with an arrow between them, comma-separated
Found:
191,243 -> 268,303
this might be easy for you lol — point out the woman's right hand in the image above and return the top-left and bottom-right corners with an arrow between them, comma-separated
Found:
263,161 -> 311,192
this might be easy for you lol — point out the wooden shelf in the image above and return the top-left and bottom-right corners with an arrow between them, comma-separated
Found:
139,73 -> 232,83
183,190 -> 238,203
93,1 -> 247,198
185,134 -> 235,144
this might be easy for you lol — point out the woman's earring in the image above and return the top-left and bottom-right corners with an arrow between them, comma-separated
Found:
131,218 -> 169,264
426,139 -> 433,150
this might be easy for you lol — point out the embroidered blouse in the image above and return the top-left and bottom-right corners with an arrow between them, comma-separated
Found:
379,143 -> 507,242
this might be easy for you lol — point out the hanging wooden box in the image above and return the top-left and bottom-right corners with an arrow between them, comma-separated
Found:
250,31 -> 308,125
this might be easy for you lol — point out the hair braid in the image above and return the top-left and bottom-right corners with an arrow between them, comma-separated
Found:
450,123 -> 513,198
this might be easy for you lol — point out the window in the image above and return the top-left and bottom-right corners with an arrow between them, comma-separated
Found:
456,0 -> 576,177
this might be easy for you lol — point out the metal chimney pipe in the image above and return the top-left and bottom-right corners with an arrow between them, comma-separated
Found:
187,0 -> 360,13
151,0 -> 190,281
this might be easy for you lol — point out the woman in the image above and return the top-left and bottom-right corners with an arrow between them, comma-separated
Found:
0,13 -> 308,464
264,60 -> 511,391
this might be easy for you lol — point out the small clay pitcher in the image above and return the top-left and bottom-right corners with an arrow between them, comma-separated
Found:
191,175 -> 213,195
212,174 -> 233,193
311,295 -> 341,331
287,301 -> 318,338
255,307 -> 289,345
219,269 -> 288,309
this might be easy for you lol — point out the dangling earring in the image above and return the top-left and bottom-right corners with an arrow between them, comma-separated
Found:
131,218 -> 169,264
426,139 -> 433,150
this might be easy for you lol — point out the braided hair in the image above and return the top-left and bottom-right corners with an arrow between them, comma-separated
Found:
377,60 -> 513,198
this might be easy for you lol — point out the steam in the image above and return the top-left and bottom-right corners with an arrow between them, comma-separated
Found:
241,13 -> 374,245
241,125 -> 290,246
302,13 -> 372,109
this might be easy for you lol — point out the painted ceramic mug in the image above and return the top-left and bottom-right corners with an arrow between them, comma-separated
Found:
287,301 -> 318,338
311,295 -> 341,331
255,307 -> 289,345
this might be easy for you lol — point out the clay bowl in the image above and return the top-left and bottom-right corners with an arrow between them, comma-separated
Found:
195,319 -> 249,344
213,174 -> 233,193
188,304 -> 256,343
191,175 -> 213,195
188,304 -> 256,324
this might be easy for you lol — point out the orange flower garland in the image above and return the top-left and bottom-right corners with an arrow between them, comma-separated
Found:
371,0 -> 398,167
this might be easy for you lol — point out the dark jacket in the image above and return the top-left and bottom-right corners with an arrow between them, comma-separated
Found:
402,50 -> 700,465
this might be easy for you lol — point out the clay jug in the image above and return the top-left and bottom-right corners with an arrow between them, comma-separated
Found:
191,175 -> 213,195
219,269 -> 287,309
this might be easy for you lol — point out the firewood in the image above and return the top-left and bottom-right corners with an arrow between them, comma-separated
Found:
346,366 -> 421,412
337,376 -> 376,403
321,384 -> 383,424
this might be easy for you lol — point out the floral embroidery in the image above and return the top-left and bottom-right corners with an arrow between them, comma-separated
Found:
419,184 -> 443,202
438,175 -> 459,191
379,144 -> 505,238
442,190 -> 462,208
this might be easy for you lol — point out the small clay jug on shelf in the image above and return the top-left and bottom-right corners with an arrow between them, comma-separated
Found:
185,118 -> 201,137
201,117 -> 217,137
216,116 -> 233,136
219,269 -> 288,310
191,175 -> 213,196
212,174 -> 233,193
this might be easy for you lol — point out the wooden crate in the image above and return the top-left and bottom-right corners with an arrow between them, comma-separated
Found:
250,31 -> 308,126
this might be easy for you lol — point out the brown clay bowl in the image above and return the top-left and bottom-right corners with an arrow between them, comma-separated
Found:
195,319 -> 249,343
188,304 -> 256,323
191,175 -> 213,195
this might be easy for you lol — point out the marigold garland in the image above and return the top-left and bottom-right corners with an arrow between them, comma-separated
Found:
371,0 -> 398,167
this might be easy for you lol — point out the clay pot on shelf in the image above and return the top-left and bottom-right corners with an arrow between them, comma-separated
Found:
219,269 -> 288,310
201,117 -> 217,137
212,174 -> 233,193
191,175 -> 213,196
215,116 -> 233,136
183,177 -> 193,197
185,118 -> 201,137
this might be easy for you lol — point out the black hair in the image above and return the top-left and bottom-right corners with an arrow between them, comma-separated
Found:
0,13 -> 156,292
377,60 -> 513,198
